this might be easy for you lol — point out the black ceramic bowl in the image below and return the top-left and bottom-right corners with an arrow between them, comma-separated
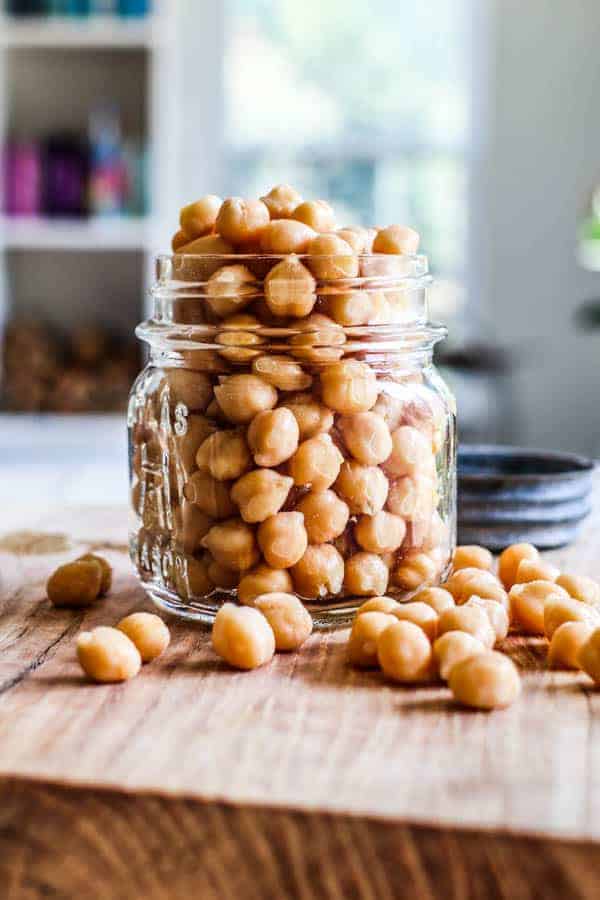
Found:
458,445 -> 595,550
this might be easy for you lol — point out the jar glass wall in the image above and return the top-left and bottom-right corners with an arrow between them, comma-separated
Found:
128,253 -> 456,627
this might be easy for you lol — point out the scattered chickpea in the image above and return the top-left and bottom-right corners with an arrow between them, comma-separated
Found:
372,225 -> 420,255
452,545 -> 494,573
357,596 -> 401,615
296,489 -> 349,544
201,518 -> 259,572
195,429 -> 252,481
291,543 -> 345,598
383,426 -> 434,479
216,197 -> 270,246
260,184 -> 303,219
392,601 -> 439,641
289,433 -> 344,491
211,603 -> 275,670
444,568 -> 508,609
252,354 -> 312,391
253,592 -> 313,651
292,199 -> 336,232
433,631 -> 486,681
77,553 -> 112,596
259,219 -> 316,254
320,360 -> 378,414
179,194 -> 222,239
377,619 -> 435,683
206,264 -> 257,318
354,510 -> 406,554
548,621 -> 595,670
285,392 -> 334,440
392,551 -> 438,593
412,586 -> 455,615
437,605 -> 495,648
348,611 -> 395,668
247,407 -> 300,467
214,374 -> 277,424
556,573 -> 600,607
237,564 -> 294,605
77,627 -> 141,683
47,559 -> 103,608
515,557 -> 560,584
464,596 -> 509,642
264,256 -> 316,318
335,461 -> 389,515
231,469 -> 293,523
167,368 -> 212,412
543,593 -> 600,640
306,233 -> 358,280
258,511 -> 308,569
509,580 -> 569,635
117,612 -> 170,663
184,470 -> 237,519
449,652 -> 521,710
344,552 -> 389,597
498,543 -> 539,590
338,412 -> 392,466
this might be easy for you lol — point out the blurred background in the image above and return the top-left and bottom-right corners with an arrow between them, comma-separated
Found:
1,0 -> 599,472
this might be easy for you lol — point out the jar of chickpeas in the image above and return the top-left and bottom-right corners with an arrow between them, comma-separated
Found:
128,189 -> 457,626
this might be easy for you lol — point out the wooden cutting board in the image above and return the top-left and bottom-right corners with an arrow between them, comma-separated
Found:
1,485 -> 600,900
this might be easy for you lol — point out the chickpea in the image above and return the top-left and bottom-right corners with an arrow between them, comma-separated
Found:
292,199 -> 336,232
174,501 -> 212,554
386,474 -> 434,522
259,219 -> 316,254
372,392 -> 405,430
179,194 -> 222,239
355,511 -> 406,555
412,586 -> 455,615
392,551 -> 438,592
326,290 -> 375,326
433,631 -> 486,681
216,197 -> 270,246
335,461 -> 389,516
184,470 -> 237,519
383,426 -> 434,479
449,652 -> 521,710
548,621 -> 595,670
306,234 -> 358,281
175,414 -> 215,473
258,511 -> 308,569
320,360 -> 378,414
206,264 -> 257,318
509,580 -> 569,635
77,627 -> 141,683
253,592 -> 313,651
285,392 -> 334,439
372,225 -> 420,255
264,256 -> 316,318
367,291 -> 393,324
214,374 -> 277,424
392,602 -> 439,641
291,543 -> 345,598
344,552 -> 389,597
201,519 -> 259,572
247,407 -> 299,467
260,184 -> 303,219
172,229 -> 188,252
252,355 -> 312,391
511,557 -> 560,585
211,602 -> 275,670
444,568 -> 508,609
174,554 -> 213,599
289,313 -> 346,363
338,412 -> 392,466
217,313 -> 263,364
357,596 -> 400,615
348,611 -> 395,668
289,433 -> 344,491
47,559 -> 103,607
437,605 -> 495,648
498,543 -> 539,590
556,573 -> 600,607
464,597 -> 509,642
336,226 -> 371,254
174,233 -> 233,256
167,368 -> 212,412
231,469 -> 293,523
76,553 -> 112,596
238,564 -> 293,605
452,545 -> 494,573
296,489 -> 349,544
195,429 -> 252,481
377,620 -> 435,683
117,612 -> 170,663
543,594 -> 600,640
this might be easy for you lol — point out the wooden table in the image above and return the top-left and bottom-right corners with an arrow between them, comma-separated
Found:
1,486 -> 600,900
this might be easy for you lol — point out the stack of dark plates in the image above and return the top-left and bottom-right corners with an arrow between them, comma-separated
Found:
458,445 -> 595,550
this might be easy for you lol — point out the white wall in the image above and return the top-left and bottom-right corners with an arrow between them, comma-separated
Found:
483,0 -> 600,455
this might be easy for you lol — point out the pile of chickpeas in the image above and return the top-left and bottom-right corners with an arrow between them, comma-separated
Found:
130,186 -> 453,616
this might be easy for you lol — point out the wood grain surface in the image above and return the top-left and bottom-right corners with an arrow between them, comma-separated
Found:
1,483 -> 600,898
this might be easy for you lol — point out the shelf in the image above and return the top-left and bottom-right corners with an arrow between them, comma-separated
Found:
0,16 -> 160,50
1,216 -> 151,251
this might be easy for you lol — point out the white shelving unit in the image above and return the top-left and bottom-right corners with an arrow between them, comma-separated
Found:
0,2 -> 181,339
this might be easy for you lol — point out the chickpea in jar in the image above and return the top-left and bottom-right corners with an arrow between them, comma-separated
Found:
338,411 -> 392,466
167,368 -> 212,412
260,184 -> 303,219
335,461 -> 389,516
285,392 -> 334,440
214,374 -> 277,425
306,234 -> 359,281
258,511 -> 308,570
449,652 -> 521,710
289,433 -> 344,492
252,355 -> 312,392
238,564 -> 294,605
179,194 -> 222,240
253,592 -> 313,651
201,519 -> 259,572
211,603 -> 275,670
392,551 -> 439,593
291,543 -> 345,598
320,360 -> 378,415
264,256 -> 316,318
195,429 -> 252,481
174,554 -> 213,599
247,407 -> 300,467
206,264 -> 257,318
184,470 -> 237,519
259,219 -> 316,254
348,611 -> 396,668
372,224 -> 420,255
383,426 -> 434,480
231,469 -> 293,523
216,197 -> 270,247
344,552 -> 389,598
354,511 -> 406,555
292,199 -> 336,232
296,489 -> 349,544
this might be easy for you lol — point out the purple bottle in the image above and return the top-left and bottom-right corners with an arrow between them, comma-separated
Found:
43,135 -> 89,218
3,141 -> 41,216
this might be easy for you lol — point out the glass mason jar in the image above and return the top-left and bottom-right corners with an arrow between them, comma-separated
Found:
128,252 -> 456,627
